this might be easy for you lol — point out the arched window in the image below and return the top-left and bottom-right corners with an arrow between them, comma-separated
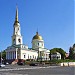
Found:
28,54 -> 29,59
24,55 -> 25,58
38,43 -> 39,46
13,39 -> 15,44
18,39 -> 21,43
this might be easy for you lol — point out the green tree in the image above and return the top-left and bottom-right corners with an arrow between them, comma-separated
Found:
0,50 -> 6,60
50,48 -> 66,59
69,47 -> 75,59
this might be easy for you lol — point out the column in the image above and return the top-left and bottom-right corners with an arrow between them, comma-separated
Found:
10,52 -> 12,59
14,51 -> 15,59
15,51 -> 16,59
10,52 -> 11,59
8,52 -> 9,59
16,49 -> 17,59
11,51 -> 13,59
13,51 -> 14,59
9,52 -> 11,59
9,52 -> 10,59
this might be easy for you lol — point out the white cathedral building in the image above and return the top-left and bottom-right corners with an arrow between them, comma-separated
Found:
6,7 -> 50,63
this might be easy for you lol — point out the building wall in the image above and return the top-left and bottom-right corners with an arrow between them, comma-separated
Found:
20,49 -> 38,60
6,46 -> 50,62
32,39 -> 44,49
51,53 -> 61,60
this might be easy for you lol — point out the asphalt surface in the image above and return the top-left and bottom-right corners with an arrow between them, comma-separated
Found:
0,65 -> 75,75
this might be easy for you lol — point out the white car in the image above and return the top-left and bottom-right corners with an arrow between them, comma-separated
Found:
0,64 -> 5,67
5,62 -> 9,65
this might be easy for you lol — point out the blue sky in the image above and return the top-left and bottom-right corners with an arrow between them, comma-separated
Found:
0,0 -> 74,53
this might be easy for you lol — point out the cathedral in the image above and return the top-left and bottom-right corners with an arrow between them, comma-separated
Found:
6,7 -> 50,63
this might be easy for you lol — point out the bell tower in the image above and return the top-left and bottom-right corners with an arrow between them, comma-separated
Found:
12,7 -> 23,45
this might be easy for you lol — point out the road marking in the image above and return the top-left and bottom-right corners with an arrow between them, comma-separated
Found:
0,73 -> 28,75
0,66 -> 60,72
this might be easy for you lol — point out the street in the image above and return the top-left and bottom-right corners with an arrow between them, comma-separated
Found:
0,65 -> 75,75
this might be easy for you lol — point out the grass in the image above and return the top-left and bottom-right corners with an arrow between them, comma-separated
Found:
24,59 -> 75,65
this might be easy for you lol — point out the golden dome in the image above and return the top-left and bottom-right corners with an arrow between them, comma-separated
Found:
32,32 -> 43,40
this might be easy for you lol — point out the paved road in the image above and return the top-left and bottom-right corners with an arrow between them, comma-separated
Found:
0,65 -> 75,75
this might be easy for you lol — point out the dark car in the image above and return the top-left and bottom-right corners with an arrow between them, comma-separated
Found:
29,62 -> 39,66
17,59 -> 25,65
17,62 -> 24,65
4,62 -> 9,65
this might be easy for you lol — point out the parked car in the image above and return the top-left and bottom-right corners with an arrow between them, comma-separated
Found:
17,59 -> 25,65
0,64 -> 5,67
29,62 -> 39,66
4,62 -> 9,65
17,62 -> 24,65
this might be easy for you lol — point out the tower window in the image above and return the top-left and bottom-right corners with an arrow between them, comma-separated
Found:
18,39 -> 21,43
13,39 -> 15,41
13,39 -> 15,44
38,43 -> 39,46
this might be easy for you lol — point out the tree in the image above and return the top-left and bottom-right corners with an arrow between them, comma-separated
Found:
0,50 -> 6,60
50,48 -> 66,59
69,47 -> 75,59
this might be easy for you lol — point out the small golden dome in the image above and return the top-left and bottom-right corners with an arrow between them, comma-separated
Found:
32,32 -> 43,40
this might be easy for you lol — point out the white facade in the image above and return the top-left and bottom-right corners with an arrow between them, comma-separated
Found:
6,7 -> 50,62
20,49 -> 38,60
32,39 -> 44,49
51,52 -> 61,60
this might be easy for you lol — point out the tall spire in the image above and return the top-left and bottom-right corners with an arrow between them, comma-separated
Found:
14,6 -> 19,24
16,6 -> 18,21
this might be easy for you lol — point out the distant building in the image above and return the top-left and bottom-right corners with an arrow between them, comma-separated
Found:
5,7 -> 50,64
65,53 -> 69,58
51,52 -> 61,60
